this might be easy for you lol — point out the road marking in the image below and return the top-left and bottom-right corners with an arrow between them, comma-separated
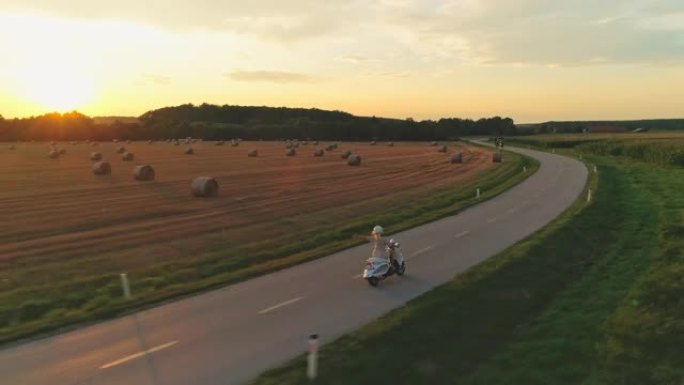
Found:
411,246 -> 433,257
100,340 -> 178,369
506,207 -> 518,214
352,273 -> 362,279
487,217 -> 497,223
455,230 -> 470,239
258,297 -> 303,315
522,200 -> 531,205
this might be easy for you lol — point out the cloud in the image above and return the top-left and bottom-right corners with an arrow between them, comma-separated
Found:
137,73 -> 171,86
227,70 -> 313,83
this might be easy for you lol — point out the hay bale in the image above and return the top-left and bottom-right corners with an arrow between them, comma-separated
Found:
185,147 -> 194,155
347,153 -> 362,166
493,152 -> 503,163
388,142 -> 394,147
8,145 -> 15,150
231,140 -> 239,147
437,145 -> 447,153
125,139 -> 131,144
370,141 -> 376,146
90,152 -> 102,161
191,176 -> 219,197
133,165 -> 155,181
313,140 -> 319,145
215,140 -> 225,146
286,148 -> 296,156
247,148 -> 258,157
285,142 -> 294,149
173,141 -> 180,146
112,139 -> 119,143
92,161 -> 111,175
148,140 -> 154,144
122,152 -> 134,161
450,153 -> 463,163
302,141 -> 309,145
431,141 -> 438,146
48,150 -> 60,159
116,146 -> 126,154
341,150 -> 352,159
58,148 -> 67,155
313,148 -> 324,157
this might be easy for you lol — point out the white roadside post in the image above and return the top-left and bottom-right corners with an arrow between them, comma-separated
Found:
307,334 -> 319,380
476,188 -> 481,198
587,188 -> 592,202
120,273 -> 131,299
523,166 -> 527,173
594,165 -> 598,173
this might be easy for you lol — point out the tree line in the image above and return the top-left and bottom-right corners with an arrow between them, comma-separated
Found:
0,103 -> 519,142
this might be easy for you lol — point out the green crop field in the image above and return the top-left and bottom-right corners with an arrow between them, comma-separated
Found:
253,134 -> 683,385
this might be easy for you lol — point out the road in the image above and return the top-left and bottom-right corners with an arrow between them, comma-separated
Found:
0,144 -> 588,385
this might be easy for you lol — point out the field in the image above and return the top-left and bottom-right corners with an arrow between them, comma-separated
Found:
254,133 -> 683,385
0,140 -> 531,343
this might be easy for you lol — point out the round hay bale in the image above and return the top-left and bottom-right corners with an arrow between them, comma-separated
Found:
286,148 -> 296,156
116,146 -> 126,154
313,140 -> 319,145
48,150 -> 60,159
58,148 -> 67,155
431,141 -> 438,146
90,152 -> 102,161
388,142 -> 394,147
148,140 -> 154,144
191,176 -> 219,197
437,145 -> 447,153
302,141 -> 309,145
313,148 -> 324,157
493,152 -> 503,163
341,150 -> 352,159
450,153 -> 463,163
231,140 -> 239,147
370,141 -> 376,146
122,152 -> 134,161
215,140 -> 225,146
112,139 -> 119,143
285,142 -> 294,149
173,141 -> 180,146
92,161 -> 111,175
8,145 -> 15,150
247,148 -> 258,157
185,147 -> 194,155
91,142 -> 99,147
347,153 -> 362,166
133,165 -> 155,181
125,140 -> 131,144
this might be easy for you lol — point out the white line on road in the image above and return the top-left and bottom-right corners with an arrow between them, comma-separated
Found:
258,297 -> 303,315
411,246 -> 433,257
352,273 -> 362,279
506,207 -> 518,214
454,230 -> 470,239
487,217 -> 497,223
100,340 -> 178,369
522,200 -> 531,205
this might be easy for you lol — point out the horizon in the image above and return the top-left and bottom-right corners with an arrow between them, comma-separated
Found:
1,1 -> 682,122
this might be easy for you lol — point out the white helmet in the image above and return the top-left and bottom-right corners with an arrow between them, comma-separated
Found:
372,225 -> 384,235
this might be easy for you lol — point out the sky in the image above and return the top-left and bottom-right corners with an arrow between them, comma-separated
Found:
0,0 -> 682,123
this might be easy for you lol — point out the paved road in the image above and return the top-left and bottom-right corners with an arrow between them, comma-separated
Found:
0,144 -> 587,385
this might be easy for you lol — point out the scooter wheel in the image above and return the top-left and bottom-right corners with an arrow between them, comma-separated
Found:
397,262 -> 406,276
367,277 -> 379,287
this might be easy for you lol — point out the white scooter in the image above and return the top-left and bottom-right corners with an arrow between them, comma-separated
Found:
363,241 -> 406,287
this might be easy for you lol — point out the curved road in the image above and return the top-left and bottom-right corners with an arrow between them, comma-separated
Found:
0,144 -> 587,385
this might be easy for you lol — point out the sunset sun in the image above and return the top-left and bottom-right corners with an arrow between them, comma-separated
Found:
17,63 -> 95,112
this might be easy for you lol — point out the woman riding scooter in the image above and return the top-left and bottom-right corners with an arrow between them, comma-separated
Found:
370,225 -> 399,270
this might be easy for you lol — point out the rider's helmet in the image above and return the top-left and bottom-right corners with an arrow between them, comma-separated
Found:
388,238 -> 396,247
372,225 -> 384,235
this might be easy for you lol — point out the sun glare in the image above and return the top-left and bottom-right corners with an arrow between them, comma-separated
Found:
17,63 -> 95,113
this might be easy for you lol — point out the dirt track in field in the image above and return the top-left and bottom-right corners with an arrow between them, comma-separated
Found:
0,141 -> 493,279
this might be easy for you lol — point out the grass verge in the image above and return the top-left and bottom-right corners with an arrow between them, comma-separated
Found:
0,150 -> 537,345
251,151 -> 682,384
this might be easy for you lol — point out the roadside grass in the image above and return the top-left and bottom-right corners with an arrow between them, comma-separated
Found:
252,149 -> 682,384
0,151 -> 537,345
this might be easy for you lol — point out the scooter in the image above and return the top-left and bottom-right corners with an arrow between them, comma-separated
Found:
363,241 -> 406,287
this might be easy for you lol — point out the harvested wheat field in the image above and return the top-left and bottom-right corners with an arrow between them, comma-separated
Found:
0,140 -> 521,341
